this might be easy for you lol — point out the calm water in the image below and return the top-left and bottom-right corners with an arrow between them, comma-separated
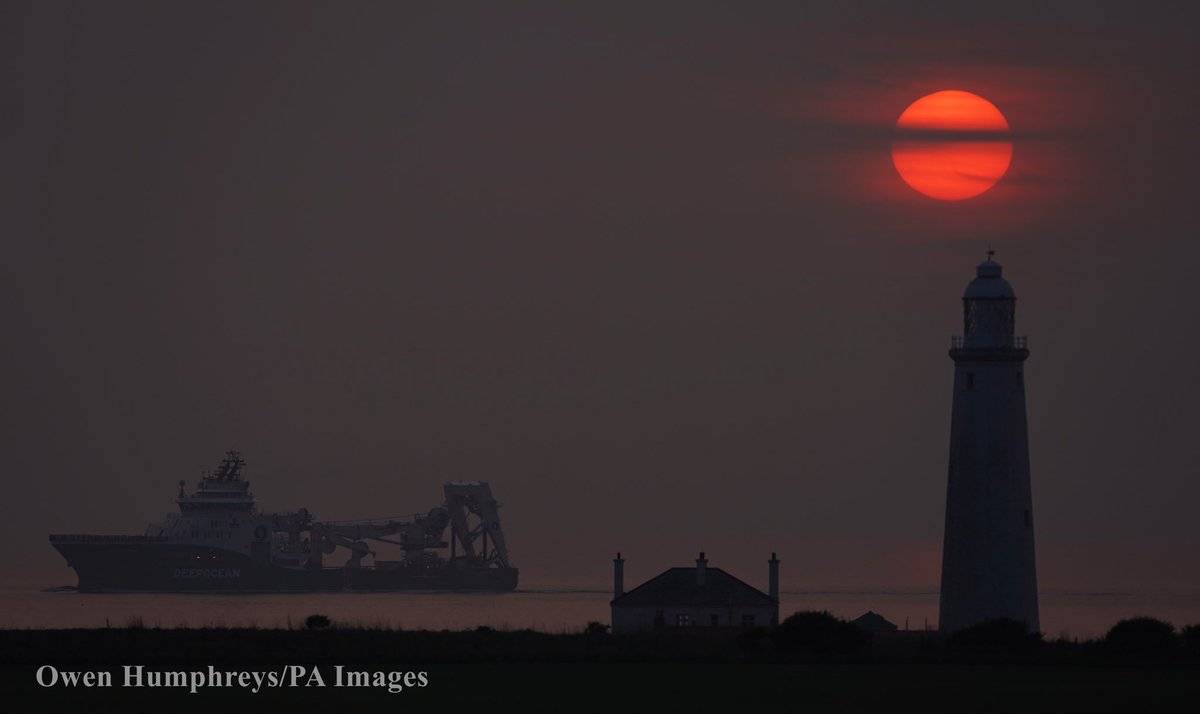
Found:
4,586 -> 1199,639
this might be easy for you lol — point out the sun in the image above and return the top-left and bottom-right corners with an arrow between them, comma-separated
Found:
891,90 -> 1012,201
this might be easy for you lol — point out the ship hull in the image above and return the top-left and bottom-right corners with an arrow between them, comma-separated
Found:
51,541 -> 518,593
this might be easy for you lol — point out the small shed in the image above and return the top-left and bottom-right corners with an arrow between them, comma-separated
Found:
851,610 -> 899,633
610,552 -> 779,634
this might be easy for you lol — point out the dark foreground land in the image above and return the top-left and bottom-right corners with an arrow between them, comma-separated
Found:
2,623 -> 1198,712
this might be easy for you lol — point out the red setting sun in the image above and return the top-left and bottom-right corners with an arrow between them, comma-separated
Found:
891,90 -> 1013,201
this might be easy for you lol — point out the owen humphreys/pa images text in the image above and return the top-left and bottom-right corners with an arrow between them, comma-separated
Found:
35,664 -> 430,695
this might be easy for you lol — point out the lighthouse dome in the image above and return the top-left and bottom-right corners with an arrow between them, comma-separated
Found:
963,258 -> 1015,299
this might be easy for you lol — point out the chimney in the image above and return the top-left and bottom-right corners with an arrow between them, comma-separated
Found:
768,552 -> 780,601
696,551 -> 708,586
613,552 -> 625,598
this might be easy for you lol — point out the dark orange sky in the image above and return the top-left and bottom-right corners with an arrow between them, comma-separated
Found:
6,2 -> 1199,591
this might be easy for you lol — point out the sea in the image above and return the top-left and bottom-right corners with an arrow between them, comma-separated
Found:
4,586 -> 1199,640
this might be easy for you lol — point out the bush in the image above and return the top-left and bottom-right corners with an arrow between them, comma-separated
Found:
948,618 -> 1042,652
1105,617 -> 1176,656
583,621 -> 610,636
1181,624 -> 1200,656
304,614 -> 331,630
736,626 -> 769,652
771,611 -> 867,656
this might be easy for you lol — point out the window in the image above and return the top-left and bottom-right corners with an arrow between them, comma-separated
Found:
710,614 -> 720,627
965,373 -> 975,390
676,614 -> 692,627
742,614 -> 756,627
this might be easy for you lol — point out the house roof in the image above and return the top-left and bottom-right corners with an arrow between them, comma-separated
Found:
851,610 -> 898,632
612,567 -> 775,608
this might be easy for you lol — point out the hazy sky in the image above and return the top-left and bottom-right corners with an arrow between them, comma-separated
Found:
7,2 -> 1199,591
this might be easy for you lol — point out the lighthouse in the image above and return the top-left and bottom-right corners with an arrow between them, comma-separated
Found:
939,253 -> 1040,633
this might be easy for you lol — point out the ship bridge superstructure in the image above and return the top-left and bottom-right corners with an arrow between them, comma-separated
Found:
176,450 -> 256,513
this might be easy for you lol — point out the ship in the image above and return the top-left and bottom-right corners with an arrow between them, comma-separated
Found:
49,451 -> 519,592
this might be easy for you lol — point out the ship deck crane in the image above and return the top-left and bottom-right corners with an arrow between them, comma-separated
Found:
264,481 -> 511,572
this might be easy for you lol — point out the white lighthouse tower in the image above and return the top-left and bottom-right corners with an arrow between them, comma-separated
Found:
939,252 -> 1040,633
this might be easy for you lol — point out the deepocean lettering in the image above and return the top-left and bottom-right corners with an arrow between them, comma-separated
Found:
172,567 -> 241,579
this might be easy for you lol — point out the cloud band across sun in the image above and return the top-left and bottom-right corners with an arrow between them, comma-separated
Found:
892,90 -> 1013,201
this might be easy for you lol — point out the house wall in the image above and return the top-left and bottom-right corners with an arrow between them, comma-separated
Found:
612,604 -> 778,634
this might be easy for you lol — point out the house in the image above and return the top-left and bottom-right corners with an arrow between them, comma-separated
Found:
851,610 -> 899,633
610,551 -> 779,634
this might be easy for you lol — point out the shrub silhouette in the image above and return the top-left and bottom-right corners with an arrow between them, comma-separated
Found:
304,614 -> 331,630
1105,617 -> 1176,656
736,626 -> 769,652
771,611 -> 866,655
948,618 -> 1042,652
1181,624 -> 1200,656
583,621 -> 610,636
